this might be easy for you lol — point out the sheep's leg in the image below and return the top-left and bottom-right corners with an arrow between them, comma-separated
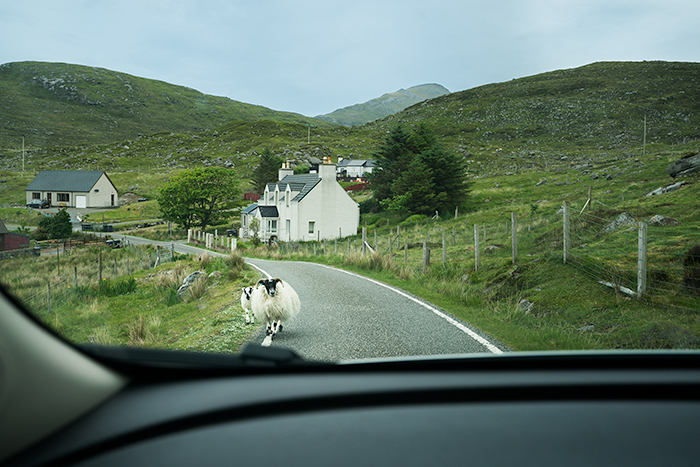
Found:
266,323 -> 273,335
244,310 -> 251,325
277,320 -> 283,333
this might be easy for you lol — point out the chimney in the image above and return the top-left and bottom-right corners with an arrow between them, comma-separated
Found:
318,156 -> 336,180
278,161 -> 294,181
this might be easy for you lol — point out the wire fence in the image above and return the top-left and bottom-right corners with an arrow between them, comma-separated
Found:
19,242 -> 176,318
276,206 -> 699,312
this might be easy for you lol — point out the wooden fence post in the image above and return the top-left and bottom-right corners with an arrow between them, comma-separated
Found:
637,222 -> 647,298
114,258 -> 117,280
47,281 -> 51,314
442,231 -> 447,265
404,238 -> 408,266
422,239 -> 428,273
563,201 -> 570,264
474,224 -> 480,271
511,212 -> 517,265
74,266 -> 78,289
362,227 -> 367,254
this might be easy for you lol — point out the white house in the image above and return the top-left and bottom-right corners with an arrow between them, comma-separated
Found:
25,171 -> 119,208
336,158 -> 375,178
241,159 -> 359,242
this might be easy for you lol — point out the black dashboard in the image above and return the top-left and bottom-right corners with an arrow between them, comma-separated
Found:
7,350 -> 700,467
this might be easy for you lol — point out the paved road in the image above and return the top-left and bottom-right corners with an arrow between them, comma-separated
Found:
111,233 -> 508,361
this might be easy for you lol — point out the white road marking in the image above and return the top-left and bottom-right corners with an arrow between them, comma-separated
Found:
246,261 -> 272,279
316,264 -> 504,355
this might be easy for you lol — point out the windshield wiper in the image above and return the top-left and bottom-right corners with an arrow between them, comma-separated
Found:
78,343 -> 328,379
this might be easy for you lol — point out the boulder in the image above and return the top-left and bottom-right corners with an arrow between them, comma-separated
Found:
602,212 -> 637,234
177,271 -> 206,298
518,299 -> 535,313
649,215 -> 681,227
666,153 -> 700,178
646,181 -> 685,197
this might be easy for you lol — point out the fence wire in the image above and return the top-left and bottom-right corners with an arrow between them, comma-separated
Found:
274,208 -> 699,312
18,242 -> 176,318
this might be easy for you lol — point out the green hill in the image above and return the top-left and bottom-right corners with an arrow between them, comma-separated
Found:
2,60 -> 698,202
0,61 -> 332,149
315,83 -> 450,126
365,61 -> 700,151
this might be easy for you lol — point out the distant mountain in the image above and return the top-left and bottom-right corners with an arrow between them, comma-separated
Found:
315,84 -> 450,127
0,61 -> 332,149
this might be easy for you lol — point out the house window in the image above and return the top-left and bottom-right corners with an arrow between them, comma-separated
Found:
32,192 -> 40,200
308,221 -> 315,234
57,193 -> 70,202
266,220 -> 278,233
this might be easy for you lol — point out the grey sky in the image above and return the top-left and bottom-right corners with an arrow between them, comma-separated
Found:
2,0 -> 699,117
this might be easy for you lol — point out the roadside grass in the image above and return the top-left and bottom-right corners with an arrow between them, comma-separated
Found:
243,243 -> 700,351
8,245 -> 261,353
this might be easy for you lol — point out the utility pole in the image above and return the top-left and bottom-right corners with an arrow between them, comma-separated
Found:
643,114 -> 647,157
22,137 -> 25,172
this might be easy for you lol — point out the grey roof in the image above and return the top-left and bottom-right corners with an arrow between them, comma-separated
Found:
267,173 -> 321,203
0,219 -> 8,234
259,205 -> 279,218
242,203 -> 258,214
25,171 -> 111,193
347,160 -> 366,167
337,159 -> 351,168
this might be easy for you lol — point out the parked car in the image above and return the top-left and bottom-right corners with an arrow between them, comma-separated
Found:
26,199 -> 49,209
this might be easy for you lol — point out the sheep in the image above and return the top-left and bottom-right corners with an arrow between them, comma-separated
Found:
250,277 -> 300,338
240,286 -> 254,324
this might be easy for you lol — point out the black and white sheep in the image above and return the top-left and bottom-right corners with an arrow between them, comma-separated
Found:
250,277 -> 300,337
240,286 -> 254,324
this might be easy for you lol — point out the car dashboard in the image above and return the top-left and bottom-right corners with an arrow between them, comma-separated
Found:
2,289 -> 700,466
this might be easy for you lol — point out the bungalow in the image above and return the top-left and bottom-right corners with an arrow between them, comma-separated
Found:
25,171 -> 119,209
336,158 -> 376,179
241,158 -> 359,242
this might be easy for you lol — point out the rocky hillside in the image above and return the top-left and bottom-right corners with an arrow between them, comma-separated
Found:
365,61 -> 700,151
0,61 -> 331,149
315,83 -> 450,126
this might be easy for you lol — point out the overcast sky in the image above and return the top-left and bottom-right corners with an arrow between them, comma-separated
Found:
2,1 -> 699,117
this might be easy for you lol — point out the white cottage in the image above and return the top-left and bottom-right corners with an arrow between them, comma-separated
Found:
25,170 -> 119,208
241,159 -> 359,242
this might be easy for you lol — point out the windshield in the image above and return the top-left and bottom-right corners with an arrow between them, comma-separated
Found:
1,2 -> 699,363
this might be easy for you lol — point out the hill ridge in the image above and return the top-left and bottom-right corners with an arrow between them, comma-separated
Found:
315,83 -> 450,127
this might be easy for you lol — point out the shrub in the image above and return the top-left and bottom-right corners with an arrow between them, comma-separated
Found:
359,197 -> 380,214
98,277 -> 137,297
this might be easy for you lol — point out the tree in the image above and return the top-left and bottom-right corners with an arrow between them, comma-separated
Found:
369,124 -> 469,216
369,125 -> 412,204
33,208 -> 73,240
251,148 -> 283,193
158,167 -> 241,231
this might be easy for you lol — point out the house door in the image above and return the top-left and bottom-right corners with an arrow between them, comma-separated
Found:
111,194 -> 115,206
47,193 -> 52,205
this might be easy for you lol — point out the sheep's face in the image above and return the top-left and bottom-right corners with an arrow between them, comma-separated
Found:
257,278 -> 282,298
241,286 -> 253,301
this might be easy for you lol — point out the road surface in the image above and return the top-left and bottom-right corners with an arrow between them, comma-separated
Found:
112,233 -> 508,361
